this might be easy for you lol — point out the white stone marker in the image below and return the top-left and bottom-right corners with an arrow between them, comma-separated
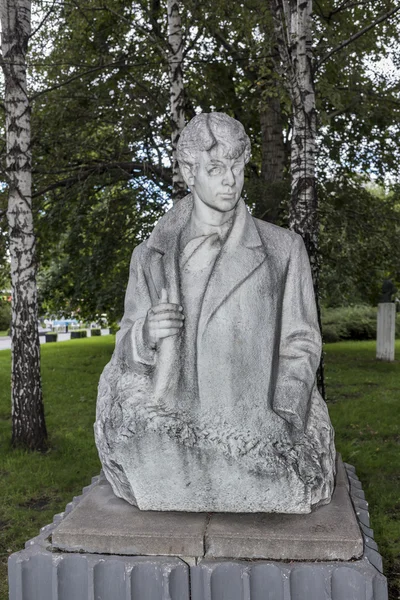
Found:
377,303 -> 396,361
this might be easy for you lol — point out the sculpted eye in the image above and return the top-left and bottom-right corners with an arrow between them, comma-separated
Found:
208,166 -> 222,175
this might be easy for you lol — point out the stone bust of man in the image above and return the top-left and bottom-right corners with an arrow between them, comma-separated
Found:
95,112 -> 336,514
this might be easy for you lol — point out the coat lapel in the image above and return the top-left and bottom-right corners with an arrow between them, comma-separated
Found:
147,194 -> 193,304
198,199 -> 266,334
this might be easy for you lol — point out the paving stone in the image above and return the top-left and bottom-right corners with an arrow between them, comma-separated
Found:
52,477 -> 207,557
205,476 -> 363,560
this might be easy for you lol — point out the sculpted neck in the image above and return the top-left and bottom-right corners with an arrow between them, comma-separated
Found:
191,191 -> 238,227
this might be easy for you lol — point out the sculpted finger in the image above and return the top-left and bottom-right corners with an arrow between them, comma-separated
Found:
151,303 -> 183,315
150,313 -> 184,324
153,319 -> 184,329
157,328 -> 182,339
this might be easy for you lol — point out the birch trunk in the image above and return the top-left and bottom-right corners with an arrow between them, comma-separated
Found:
167,0 -> 186,202
269,0 -> 325,397
259,95 -> 286,224
0,0 -> 47,449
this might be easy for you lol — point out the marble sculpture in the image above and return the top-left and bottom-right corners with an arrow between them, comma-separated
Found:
95,112 -> 336,513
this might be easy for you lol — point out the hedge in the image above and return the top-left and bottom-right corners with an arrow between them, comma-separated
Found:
70,330 -> 87,339
321,305 -> 400,343
45,333 -> 58,343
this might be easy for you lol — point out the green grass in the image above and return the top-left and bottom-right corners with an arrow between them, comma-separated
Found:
0,338 -> 399,599
0,332 -> 8,337
325,340 -> 400,599
0,337 -> 113,600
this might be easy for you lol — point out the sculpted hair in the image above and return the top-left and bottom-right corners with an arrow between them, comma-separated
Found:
176,112 -> 251,167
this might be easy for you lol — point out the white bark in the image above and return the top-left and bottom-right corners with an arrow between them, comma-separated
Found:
167,0 -> 186,202
269,0 -> 325,397
269,0 -> 318,283
0,0 -> 47,448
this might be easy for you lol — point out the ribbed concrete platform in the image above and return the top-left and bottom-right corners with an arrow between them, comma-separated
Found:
51,458 -> 363,561
8,462 -> 388,600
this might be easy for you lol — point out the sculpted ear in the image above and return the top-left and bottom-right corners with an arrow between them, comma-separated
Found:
180,163 -> 196,187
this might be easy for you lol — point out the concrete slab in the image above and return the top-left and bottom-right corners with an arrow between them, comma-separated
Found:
52,477 -> 207,557
52,457 -> 363,561
205,484 -> 362,561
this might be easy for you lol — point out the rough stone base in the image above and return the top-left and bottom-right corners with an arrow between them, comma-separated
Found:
8,464 -> 388,600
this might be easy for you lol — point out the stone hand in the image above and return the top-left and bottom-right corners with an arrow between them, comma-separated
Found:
143,288 -> 184,349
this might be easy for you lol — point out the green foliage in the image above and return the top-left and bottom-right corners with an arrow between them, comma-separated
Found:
37,182 -> 166,321
322,305 -> 400,343
0,302 -> 11,331
90,329 -> 101,337
314,0 -> 400,181
320,180 -> 400,307
1,0 -> 400,320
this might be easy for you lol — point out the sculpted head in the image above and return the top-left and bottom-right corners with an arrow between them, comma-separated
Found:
177,113 -> 251,214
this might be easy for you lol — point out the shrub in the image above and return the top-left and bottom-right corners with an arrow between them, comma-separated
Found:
70,330 -> 87,339
91,329 -> 101,337
322,305 -> 400,343
109,324 -> 119,335
45,333 -> 58,343
321,324 -> 342,344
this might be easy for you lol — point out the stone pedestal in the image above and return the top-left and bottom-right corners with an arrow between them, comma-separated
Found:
51,459 -> 361,561
377,303 -> 396,361
8,461 -> 388,600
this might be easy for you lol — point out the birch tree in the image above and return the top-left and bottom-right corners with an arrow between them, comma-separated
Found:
269,0 -> 318,278
0,0 -> 47,449
268,0 -> 325,395
167,0 -> 186,202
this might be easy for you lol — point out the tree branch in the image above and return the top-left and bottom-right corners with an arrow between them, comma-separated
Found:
32,161 -> 172,198
29,0 -> 57,39
29,60 -> 127,100
314,0 -> 371,22
182,27 -> 204,59
101,3 -> 169,58
317,6 -> 400,69
210,29 -> 258,84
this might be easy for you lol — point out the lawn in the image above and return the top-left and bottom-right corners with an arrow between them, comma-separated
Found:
0,337 -> 399,600
0,332 -> 8,338
325,340 -> 400,599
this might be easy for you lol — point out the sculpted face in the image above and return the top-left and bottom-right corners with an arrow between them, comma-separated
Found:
187,147 -> 245,214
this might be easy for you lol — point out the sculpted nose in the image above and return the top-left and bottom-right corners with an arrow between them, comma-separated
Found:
223,168 -> 235,187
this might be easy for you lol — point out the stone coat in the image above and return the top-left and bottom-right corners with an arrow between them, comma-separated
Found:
115,194 -> 322,440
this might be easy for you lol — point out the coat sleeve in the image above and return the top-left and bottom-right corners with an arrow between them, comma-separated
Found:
272,234 -> 322,430
114,244 -> 156,370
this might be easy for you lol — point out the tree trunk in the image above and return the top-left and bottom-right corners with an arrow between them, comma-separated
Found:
268,0 -> 325,398
259,95 -> 287,224
0,0 -> 47,449
167,0 -> 186,202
